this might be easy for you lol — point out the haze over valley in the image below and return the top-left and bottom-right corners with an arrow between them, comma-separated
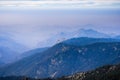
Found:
0,0 -> 120,80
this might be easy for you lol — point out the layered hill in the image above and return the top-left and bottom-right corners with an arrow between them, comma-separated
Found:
20,47 -> 49,59
0,35 -> 28,65
37,28 -> 111,47
0,38 -> 120,78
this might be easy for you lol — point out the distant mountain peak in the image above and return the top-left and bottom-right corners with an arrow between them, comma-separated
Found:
78,28 -> 99,33
73,28 -> 110,38
37,28 -> 114,48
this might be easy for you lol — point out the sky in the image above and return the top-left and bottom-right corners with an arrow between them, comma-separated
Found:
0,0 -> 120,9
0,0 -> 120,48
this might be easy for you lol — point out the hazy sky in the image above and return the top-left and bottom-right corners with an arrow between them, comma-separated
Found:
0,0 -> 120,48
0,0 -> 120,9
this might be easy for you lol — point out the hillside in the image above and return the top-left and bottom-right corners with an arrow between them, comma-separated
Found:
63,37 -> 120,46
20,47 -> 49,59
0,35 -> 28,65
0,41 -> 120,78
0,64 -> 120,80
59,64 -> 120,80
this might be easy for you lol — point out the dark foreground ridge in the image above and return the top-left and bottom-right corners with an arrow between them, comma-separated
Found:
58,63 -> 120,80
0,63 -> 120,80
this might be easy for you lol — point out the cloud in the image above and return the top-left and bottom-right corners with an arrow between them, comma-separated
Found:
0,0 -> 120,9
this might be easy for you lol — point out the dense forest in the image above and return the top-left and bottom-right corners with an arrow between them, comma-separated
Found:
58,64 -> 120,80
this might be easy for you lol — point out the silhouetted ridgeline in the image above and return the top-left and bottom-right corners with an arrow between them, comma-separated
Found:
58,64 -> 120,80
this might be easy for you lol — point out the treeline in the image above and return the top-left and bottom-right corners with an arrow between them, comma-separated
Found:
58,64 -> 120,80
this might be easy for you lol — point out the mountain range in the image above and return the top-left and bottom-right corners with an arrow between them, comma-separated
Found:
0,37 -> 120,78
37,28 -> 120,48
63,37 -> 120,46
71,28 -> 110,38
0,61 -> 4,67
0,35 -> 28,65
20,47 -> 49,59
115,35 -> 120,39
0,28 -> 120,79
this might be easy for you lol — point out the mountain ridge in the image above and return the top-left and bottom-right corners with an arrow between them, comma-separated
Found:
0,35 -> 28,65
37,28 -> 112,48
0,40 -> 120,78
